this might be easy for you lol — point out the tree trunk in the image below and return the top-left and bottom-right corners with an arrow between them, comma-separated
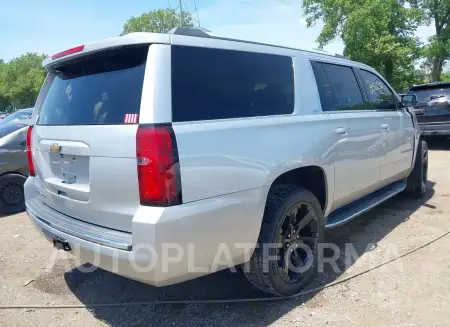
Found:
430,11 -> 445,82
430,57 -> 444,82
385,58 -> 394,84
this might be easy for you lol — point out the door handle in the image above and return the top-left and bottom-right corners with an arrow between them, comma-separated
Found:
335,127 -> 348,135
381,123 -> 390,130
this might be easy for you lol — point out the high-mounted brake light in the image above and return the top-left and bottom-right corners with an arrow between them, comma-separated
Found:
26,126 -> 35,177
136,124 -> 182,207
51,45 -> 85,60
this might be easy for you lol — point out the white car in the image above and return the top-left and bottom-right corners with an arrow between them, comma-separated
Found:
25,28 -> 426,296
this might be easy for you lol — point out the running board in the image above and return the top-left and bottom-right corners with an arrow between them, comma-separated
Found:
325,181 -> 406,229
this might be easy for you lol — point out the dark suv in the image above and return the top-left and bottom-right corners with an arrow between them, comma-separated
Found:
404,82 -> 450,137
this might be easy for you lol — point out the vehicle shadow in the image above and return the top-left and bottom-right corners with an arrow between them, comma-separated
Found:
0,210 -> 25,219
64,182 -> 435,327
424,137 -> 450,150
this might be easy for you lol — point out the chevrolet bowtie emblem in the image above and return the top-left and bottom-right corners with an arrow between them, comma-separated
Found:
49,143 -> 62,153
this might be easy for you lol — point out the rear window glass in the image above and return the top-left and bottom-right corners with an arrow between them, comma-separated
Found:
171,46 -> 294,122
37,46 -> 148,125
407,85 -> 450,103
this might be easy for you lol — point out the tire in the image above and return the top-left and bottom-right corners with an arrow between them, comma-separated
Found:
242,185 -> 325,296
405,140 -> 428,198
0,174 -> 26,215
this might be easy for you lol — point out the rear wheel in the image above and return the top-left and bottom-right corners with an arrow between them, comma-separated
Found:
0,174 -> 26,215
242,185 -> 324,296
405,140 -> 428,198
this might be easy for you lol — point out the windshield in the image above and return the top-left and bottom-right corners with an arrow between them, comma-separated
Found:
37,46 -> 148,126
1,110 -> 32,123
407,86 -> 450,104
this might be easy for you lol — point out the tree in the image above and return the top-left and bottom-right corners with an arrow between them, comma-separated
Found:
0,53 -> 46,111
413,0 -> 450,81
121,8 -> 194,35
442,70 -> 450,81
302,0 -> 424,91
0,61 -> 8,110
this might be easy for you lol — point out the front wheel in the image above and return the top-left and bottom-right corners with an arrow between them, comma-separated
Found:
405,140 -> 428,198
242,185 -> 324,296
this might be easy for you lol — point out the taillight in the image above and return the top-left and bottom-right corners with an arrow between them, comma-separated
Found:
26,126 -> 35,177
136,124 -> 182,206
51,45 -> 84,60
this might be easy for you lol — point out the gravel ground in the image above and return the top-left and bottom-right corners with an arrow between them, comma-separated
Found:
1,140 -> 450,327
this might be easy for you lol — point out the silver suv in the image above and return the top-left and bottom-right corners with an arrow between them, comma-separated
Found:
25,28 -> 427,296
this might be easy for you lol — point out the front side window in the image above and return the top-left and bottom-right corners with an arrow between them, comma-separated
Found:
359,70 -> 397,110
171,46 -> 295,122
322,63 -> 365,111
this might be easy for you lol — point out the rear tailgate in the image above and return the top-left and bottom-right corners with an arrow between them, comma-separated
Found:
408,85 -> 450,124
31,45 -> 149,232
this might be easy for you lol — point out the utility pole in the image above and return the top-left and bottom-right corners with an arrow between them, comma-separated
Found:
179,0 -> 183,27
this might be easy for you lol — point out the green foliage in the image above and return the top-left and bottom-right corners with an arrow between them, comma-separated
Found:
442,70 -> 450,81
413,0 -> 450,81
121,8 -> 194,35
0,53 -> 46,112
303,0 -> 425,91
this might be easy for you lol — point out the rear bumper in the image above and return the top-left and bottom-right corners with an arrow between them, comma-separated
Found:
25,177 -> 267,286
26,200 -> 132,250
419,123 -> 450,136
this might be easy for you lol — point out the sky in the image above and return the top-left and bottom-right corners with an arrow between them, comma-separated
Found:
0,0 -> 437,62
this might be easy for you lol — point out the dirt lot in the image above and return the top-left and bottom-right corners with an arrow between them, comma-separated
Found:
1,140 -> 450,327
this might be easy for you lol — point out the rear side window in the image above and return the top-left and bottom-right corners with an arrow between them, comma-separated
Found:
359,70 -> 397,110
171,46 -> 294,122
323,63 -> 365,111
311,61 -> 337,112
37,46 -> 148,125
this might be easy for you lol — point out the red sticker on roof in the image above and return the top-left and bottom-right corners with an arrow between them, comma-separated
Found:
124,114 -> 138,124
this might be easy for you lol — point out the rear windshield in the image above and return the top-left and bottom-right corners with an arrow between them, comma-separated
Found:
37,46 -> 148,125
407,85 -> 450,104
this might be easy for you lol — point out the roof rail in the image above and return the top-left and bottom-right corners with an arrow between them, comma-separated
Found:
311,48 -> 328,53
168,27 -> 212,38
167,28 -> 350,61
334,54 -> 346,59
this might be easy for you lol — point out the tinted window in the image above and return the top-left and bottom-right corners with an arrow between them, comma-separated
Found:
171,46 -> 294,122
407,85 -> 450,104
323,63 -> 365,111
38,46 -> 148,125
311,61 -> 337,112
360,70 -> 396,110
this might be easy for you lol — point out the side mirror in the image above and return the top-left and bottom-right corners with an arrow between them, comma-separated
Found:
401,94 -> 418,107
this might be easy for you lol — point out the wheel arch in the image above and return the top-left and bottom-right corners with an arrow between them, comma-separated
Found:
264,164 -> 333,217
